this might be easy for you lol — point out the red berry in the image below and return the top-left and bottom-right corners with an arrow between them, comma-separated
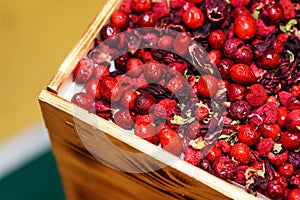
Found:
71,92 -> 94,109
213,156 -> 237,179
217,59 -> 235,80
207,50 -> 221,65
230,63 -> 256,85
94,65 -> 110,80
245,84 -> 268,107
233,6 -> 250,16
238,124 -> 260,146
111,10 -> 129,28
197,75 -> 218,98
183,7 -> 205,29
138,11 -> 157,27
285,110 -> 300,133
187,121 -> 202,139
73,58 -> 94,83
120,89 -> 138,110
286,95 -> 300,111
166,75 -> 186,93
272,38 -> 284,54
279,163 -> 294,178
287,188 -> 300,200
195,107 -> 209,122
188,0 -> 204,4
235,45 -> 253,65
291,85 -> 300,96
94,100 -> 113,119
114,109 -> 134,130
135,114 -> 154,125
100,77 -> 122,102
134,124 -> 159,145
100,24 -> 120,45
281,131 -> 300,150
126,58 -> 143,77
216,140 -> 231,153
134,93 -> 156,115
261,3 -> 284,25
173,33 -> 192,55
234,14 -> 256,40
278,107 -> 288,127
256,50 -> 281,69
158,124 -> 183,156
206,146 -> 222,163
170,0 -> 185,9
131,0 -> 152,12
229,100 -> 252,120
227,83 -> 247,101
223,38 -> 244,59
184,147 -> 202,166
259,123 -> 281,140
256,138 -> 274,157
85,79 -> 101,99
143,62 -> 163,82
157,35 -> 174,50
265,179 -> 285,199
230,0 -> 250,7
268,151 -> 288,166
230,143 -> 251,164
208,30 -> 227,49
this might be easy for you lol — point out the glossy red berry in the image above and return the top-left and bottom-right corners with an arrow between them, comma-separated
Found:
235,45 -> 253,65
259,123 -> 281,140
227,83 -> 247,101
135,114 -> 154,126
195,107 -> 209,122
197,75 -> 218,98
111,10 -> 129,28
183,7 -> 205,29
280,131 -> 300,150
230,0 -> 250,7
126,58 -> 143,77
285,110 -> 300,133
188,0 -> 204,4
73,58 -> 94,83
206,147 -> 222,163
277,107 -> 288,127
120,89 -> 138,110
134,93 -> 156,114
138,11 -> 157,27
261,3 -> 284,25
287,189 -> 300,200
230,63 -> 256,85
100,77 -> 122,102
234,14 -> 256,40
286,95 -> 300,111
85,79 -> 101,99
131,0 -> 152,12
114,109 -> 134,130
217,59 -> 234,80
207,50 -> 221,65
265,179 -> 285,199
230,143 -> 251,164
208,30 -> 227,49
134,124 -> 159,145
233,6 -> 250,16
228,100 -> 252,120
223,38 -> 244,59
278,163 -> 294,178
291,85 -> 300,96
158,124 -> 183,156
238,124 -> 260,146
72,92 -> 94,109
100,24 -> 120,43
256,50 -> 281,69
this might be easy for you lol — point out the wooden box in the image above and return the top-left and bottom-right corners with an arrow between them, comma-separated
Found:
38,1 -> 266,199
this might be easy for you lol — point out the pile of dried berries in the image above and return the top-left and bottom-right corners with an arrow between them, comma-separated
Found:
71,0 -> 300,198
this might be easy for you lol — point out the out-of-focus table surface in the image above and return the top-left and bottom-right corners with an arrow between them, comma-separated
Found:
0,0 -> 104,140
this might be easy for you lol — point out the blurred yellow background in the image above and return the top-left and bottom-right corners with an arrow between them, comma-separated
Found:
0,0 -> 105,140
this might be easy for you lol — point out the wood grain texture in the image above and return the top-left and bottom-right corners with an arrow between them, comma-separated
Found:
39,89 -> 262,200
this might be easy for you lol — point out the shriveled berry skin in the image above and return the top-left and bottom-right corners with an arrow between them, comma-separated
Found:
208,30 -> 227,49
131,0 -> 152,12
207,50 -> 221,65
158,124 -> 183,156
229,100 -> 252,120
126,58 -> 143,77
213,156 -> 237,179
285,110 -> 300,133
206,146 -> 222,163
227,83 -> 247,101
135,114 -> 154,126
195,107 -> 209,122
238,124 -> 260,146
261,3 -> 284,25
256,50 -> 281,69
217,59 -> 234,80
166,75 -> 186,93
114,109 -> 134,130
265,179 -> 285,199
183,7 -> 205,29
94,100 -> 113,119
230,63 -> 256,85
197,75 -> 218,98
157,35 -> 174,50
235,45 -> 253,65
246,84 -> 268,107
85,79 -> 101,99
94,65 -> 110,80
234,14 -> 256,40
278,107 -> 288,127
120,89 -> 138,110
278,163 -> 294,178
287,188 -> 300,200
100,77 -> 122,102
73,58 -> 94,84
134,124 -> 159,145
268,151 -> 288,166
223,38 -> 244,59
138,11 -> 157,27
259,123 -> 281,140
184,147 -> 202,166
134,93 -> 156,114
288,152 -> 300,170
111,10 -> 129,29
230,143 -> 251,164
71,92 -> 94,109
256,138 -> 274,157
173,33 -> 192,56
286,95 -> 300,111
143,62 -> 163,82
280,131 -> 300,150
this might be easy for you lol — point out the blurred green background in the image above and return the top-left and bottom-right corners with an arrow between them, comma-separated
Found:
0,0 -> 105,199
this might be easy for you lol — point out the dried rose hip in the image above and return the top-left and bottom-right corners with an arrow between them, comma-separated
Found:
157,35 -> 174,50
230,0 -> 250,7
278,163 -> 294,178
94,100 -> 113,119
173,33 -> 192,56
206,146 -> 222,163
256,50 -> 281,69
234,14 -> 256,40
238,124 -> 260,146
245,84 -> 268,107
158,124 -> 183,156
183,7 -> 205,29
197,75 -> 218,98
287,188 -> 300,200
213,156 -> 237,179
286,95 -> 300,111
285,110 -> 300,133
280,131 -> 300,150
230,143 -> 251,164
259,123 -> 281,140
114,109 -> 134,130
207,50 -> 221,65
227,83 -> 247,101
278,107 -> 288,127
100,24 -> 120,45
223,38 -> 244,59
138,11 -> 157,27
73,58 -> 94,83
134,93 -> 156,114
71,92 -> 94,109
111,10 -> 129,29
229,63 -> 256,85
85,79 -> 101,99
131,0 -> 152,12
268,151 -> 288,166
134,124 -> 159,145
261,3 -> 284,25
265,179 -> 285,199
208,30 -> 227,49
235,45 -> 253,65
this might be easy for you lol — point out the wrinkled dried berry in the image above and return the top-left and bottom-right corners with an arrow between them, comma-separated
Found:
134,93 -> 156,114
213,156 -> 237,179
229,100 -> 252,120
